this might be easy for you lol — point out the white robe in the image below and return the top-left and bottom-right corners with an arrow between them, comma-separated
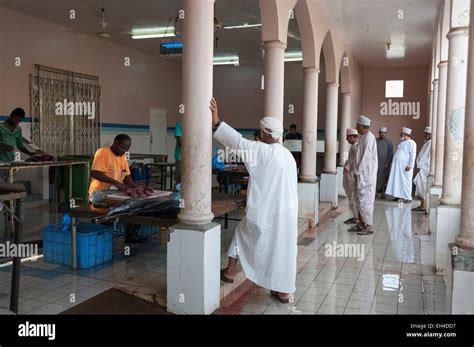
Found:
413,139 -> 431,200
343,142 -> 358,218
354,131 -> 378,226
213,122 -> 298,293
385,139 -> 417,200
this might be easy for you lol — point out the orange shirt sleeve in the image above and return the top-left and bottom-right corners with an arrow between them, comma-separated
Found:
91,148 -> 109,172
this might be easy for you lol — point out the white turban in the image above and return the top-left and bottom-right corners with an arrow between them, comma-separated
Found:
346,128 -> 359,136
379,127 -> 387,132
402,127 -> 412,135
260,117 -> 283,139
424,126 -> 432,133
358,115 -> 371,126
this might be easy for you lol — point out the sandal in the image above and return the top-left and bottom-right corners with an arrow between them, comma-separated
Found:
412,206 -> 424,212
220,269 -> 234,283
344,218 -> 357,225
358,228 -> 374,236
348,225 -> 363,232
271,290 -> 290,304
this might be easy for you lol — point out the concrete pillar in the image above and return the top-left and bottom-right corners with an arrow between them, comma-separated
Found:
263,40 -> 286,123
456,17 -> 474,251
430,81 -> 439,176
300,67 -> 319,182
428,90 -> 434,128
323,82 -> 339,173
178,0 -> 214,225
440,27 -> 469,205
169,0 -> 221,315
434,61 -> 448,186
339,92 -> 351,167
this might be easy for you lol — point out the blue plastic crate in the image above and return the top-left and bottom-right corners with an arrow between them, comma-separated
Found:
43,222 -> 113,269
138,225 -> 161,238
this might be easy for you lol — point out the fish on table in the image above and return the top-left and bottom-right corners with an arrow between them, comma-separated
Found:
93,197 -> 181,223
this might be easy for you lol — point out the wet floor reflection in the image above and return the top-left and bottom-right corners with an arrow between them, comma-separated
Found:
385,206 -> 415,264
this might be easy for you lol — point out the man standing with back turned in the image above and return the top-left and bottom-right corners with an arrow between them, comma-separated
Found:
210,97 -> 298,304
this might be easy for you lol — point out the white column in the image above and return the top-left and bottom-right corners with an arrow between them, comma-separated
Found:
428,90 -> 434,127
178,0 -> 214,225
323,82 -> 339,173
168,0 -> 221,315
456,4 -> 474,251
434,61 -> 448,186
430,81 -> 439,176
440,27 -> 469,205
300,67 -> 319,182
338,92 -> 351,167
263,41 -> 286,123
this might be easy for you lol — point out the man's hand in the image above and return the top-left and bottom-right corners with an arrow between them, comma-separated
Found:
405,166 -> 411,172
210,97 -> 220,127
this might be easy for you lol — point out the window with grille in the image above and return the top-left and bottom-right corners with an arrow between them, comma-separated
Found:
30,65 -> 101,157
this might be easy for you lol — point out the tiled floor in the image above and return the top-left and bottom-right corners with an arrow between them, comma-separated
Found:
0,206 -> 241,314
0,198 -> 447,315
218,198 -> 448,315
0,237 -> 169,314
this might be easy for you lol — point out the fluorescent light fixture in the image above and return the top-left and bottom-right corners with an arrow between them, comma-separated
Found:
284,51 -> 303,62
161,41 -> 183,49
131,27 -> 175,39
223,23 -> 262,30
213,55 -> 239,66
386,46 -> 406,59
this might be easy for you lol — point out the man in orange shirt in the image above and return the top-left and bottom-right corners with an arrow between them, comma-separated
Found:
89,134 -> 136,198
89,134 -> 145,243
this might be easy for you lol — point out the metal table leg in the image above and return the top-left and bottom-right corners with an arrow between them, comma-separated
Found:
145,164 -> 150,186
169,165 -> 174,190
71,216 -> 77,270
68,164 -> 72,202
161,166 -> 165,190
8,168 -> 14,237
10,197 -> 23,313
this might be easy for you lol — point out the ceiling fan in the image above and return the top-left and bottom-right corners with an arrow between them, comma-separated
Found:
64,7 -> 124,39
95,8 -> 110,39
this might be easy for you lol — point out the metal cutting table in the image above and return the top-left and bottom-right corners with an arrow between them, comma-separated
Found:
0,160 -> 91,235
69,192 -> 246,269
0,185 -> 27,313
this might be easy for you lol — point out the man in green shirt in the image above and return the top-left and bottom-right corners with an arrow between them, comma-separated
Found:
174,119 -> 182,189
0,108 -> 39,162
